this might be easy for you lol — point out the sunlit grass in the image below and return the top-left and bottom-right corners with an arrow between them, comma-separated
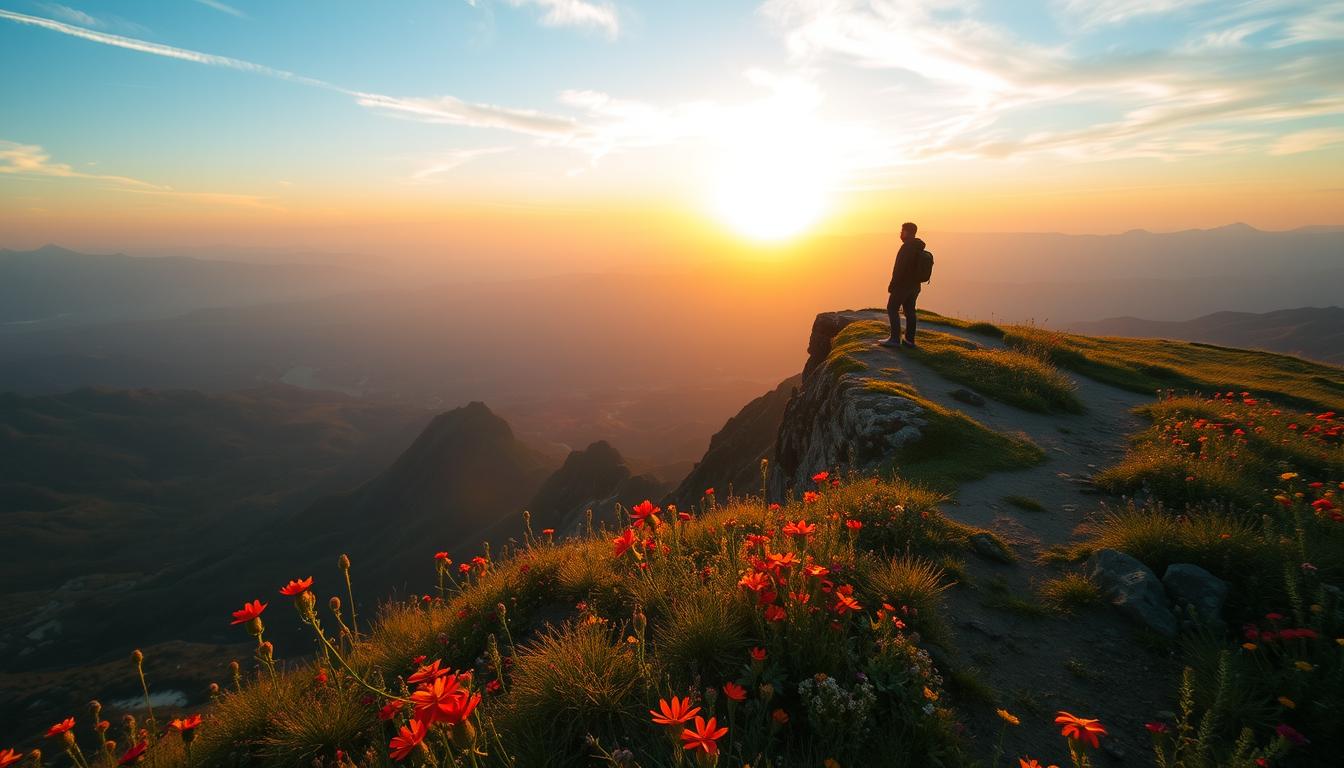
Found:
905,329 -> 1082,413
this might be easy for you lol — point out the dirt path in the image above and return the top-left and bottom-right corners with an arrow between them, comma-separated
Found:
843,310 -> 1177,766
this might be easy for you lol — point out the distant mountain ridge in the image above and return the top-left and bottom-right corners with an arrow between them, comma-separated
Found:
1070,307 -> 1344,365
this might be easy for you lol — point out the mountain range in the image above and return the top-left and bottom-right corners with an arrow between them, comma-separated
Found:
1071,306 -> 1344,364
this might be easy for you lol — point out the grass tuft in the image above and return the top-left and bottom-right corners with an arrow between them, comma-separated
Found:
1037,573 -> 1102,614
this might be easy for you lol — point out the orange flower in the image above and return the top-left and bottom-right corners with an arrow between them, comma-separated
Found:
230,599 -> 267,625
845,519 -> 862,531
433,551 -> 450,561
681,716 -> 729,755
772,708 -> 789,724
407,659 -> 451,685
0,749 -> 21,768
803,491 -> 820,503
389,718 -> 428,761
812,471 -> 830,484
118,740 -> 149,765
650,696 -> 701,726
169,714 -> 203,732
723,682 -> 747,702
1055,711 -> 1106,749
1019,759 -> 1058,768
279,577 -> 313,596
738,571 -> 771,592
613,528 -> 638,558
45,717 -> 75,738
782,520 -> 817,538
764,604 -> 787,622
410,675 -> 479,724
630,500 -> 663,528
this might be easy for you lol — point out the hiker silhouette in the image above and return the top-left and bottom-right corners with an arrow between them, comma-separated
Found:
883,221 -> 927,348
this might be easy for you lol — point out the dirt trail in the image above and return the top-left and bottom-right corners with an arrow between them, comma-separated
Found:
845,310 -> 1177,766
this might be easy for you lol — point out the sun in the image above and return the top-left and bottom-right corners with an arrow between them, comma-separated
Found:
709,140 -> 831,242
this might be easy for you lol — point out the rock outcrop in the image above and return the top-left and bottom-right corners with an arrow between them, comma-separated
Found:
770,311 -> 929,497
1163,563 -> 1229,631
670,374 -> 801,507
529,440 -> 669,535
1088,549 -> 1177,637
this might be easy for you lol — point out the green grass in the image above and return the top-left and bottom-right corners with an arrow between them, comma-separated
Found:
918,310 -> 1005,339
903,330 -> 1083,414
1004,495 -> 1045,512
823,319 -> 885,377
863,378 -> 1045,489
994,325 -> 1344,412
1037,573 -> 1102,614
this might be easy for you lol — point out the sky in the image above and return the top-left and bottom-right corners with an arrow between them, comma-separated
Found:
1,0 -> 1342,270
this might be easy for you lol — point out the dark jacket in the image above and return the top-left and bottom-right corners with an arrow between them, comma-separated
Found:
888,237 -> 926,294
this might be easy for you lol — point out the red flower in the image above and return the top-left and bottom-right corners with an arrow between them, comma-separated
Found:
458,563 -> 471,574
723,682 -> 747,702
389,718 -> 428,761
541,528 -> 555,536
378,700 -> 406,721
704,488 -> 715,495
812,471 -> 830,484
650,696 -> 701,726
314,668 -> 329,685
782,520 -> 817,538
768,503 -> 781,511
1054,711 -> 1106,749
613,528 -> 638,558
630,500 -> 663,528
833,592 -> 863,615
1144,722 -> 1169,733
279,576 -> 314,596
410,675 -> 480,725
0,749 -> 21,768
1275,723 -> 1308,746
169,714 -> 203,733
681,716 -> 729,755
119,740 -> 149,765
408,659 -> 451,685
764,604 -> 787,622
738,571 -> 771,592
749,647 -> 767,663
845,519 -> 862,531
230,599 -> 267,625
803,491 -> 820,503
772,708 -> 789,724
45,717 -> 75,738
1312,498 -> 1335,512
433,551 -> 450,561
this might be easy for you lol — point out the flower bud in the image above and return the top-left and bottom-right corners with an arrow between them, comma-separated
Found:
259,641 -> 274,661
209,682 -> 220,695
327,595 -> 340,614
89,699 -> 102,719
131,649 -> 144,666
247,616 -> 265,637
451,718 -> 477,748
105,740 -> 117,753
632,606 -> 647,634
338,554 -> 351,571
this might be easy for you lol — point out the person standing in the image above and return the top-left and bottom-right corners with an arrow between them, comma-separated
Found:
883,221 -> 926,347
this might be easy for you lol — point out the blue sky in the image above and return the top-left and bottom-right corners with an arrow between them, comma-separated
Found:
2,0 -> 1342,250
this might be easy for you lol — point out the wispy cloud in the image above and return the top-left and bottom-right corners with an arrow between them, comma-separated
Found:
0,139 -> 270,206
353,92 -> 579,138
34,2 -> 150,34
499,0 -> 619,37
191,0 -> 248,19
410,147 -> 512,181
1270,127 -> 1344,155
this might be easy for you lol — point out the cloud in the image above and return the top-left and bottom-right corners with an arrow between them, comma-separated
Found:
36,3 -> 95,26
411,147 -> 512,180
0,139 -> 270,206
1270,127 -> 1344,155
500,0 -> 619,37
191,0 -> 248,19
1052,0 -> 1214,30
353,92 -> 580,138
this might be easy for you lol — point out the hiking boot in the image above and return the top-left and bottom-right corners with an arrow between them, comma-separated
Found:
901,338 -> 918,348
879,338 -> 901,347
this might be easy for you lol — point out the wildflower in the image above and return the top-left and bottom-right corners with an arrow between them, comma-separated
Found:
230,600 -> 267,632
739,571 -> 771,592
764,604 -> 787,622
45,718 -> 75,740
923,686 -> 938,702
378,700 -> 405,720
314,668 -> 328,685
630,500 -> 663,528
279,577 -> 313,597
782,520 -> 816,538
1280,472 -> 1299,481
1054,711 -> 1106,749
1278,697 -> 1296,709
650,696 -> 701,726
458,563 -> 471,574
486,679 -> 502,694
812,471 -> 830,484
803,491 -> 820,504
681,716 -> 729,755
118,740 -> 148,765
772,708 -> 789,724
1019,760 -> 1059,768
613,528 -> 638,558
1275,723 -> 1308,746
0,750 -> 20,768
768,502 -> 781,511
833,593 -> 863,616
845,519 -> 862,531
1311,498 -> 1335,512
723,682 -> 747,702
408,659 -> 451,685
541,528 -> 555,537
1145,722 -> 1169,733
996,709 -> 1020,726
749,647 -> 767,663
804,563 -> 830,578
389,718 -> 429,761
1242,642 -> 1258,651
705,488 -> 714,496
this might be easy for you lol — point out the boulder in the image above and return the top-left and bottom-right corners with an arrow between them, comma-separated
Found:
1163,563 -> 1228,630
969,532 -> 1015,563
1088,549 -> 1177,637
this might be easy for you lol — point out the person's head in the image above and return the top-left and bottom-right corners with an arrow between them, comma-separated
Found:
900,222 -> 918,242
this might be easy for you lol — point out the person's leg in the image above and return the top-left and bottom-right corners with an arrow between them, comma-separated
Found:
902,289 -> 919,342
886,292 -> 901,341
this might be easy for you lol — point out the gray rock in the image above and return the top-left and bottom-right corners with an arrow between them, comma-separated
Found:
969,532 -> 1015,563
1163,563 -> 1228,628
950,388 -> 985,407
1088,549 -> 1177,637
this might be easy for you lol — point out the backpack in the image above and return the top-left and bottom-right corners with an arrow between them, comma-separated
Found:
918,249 -> 934,283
